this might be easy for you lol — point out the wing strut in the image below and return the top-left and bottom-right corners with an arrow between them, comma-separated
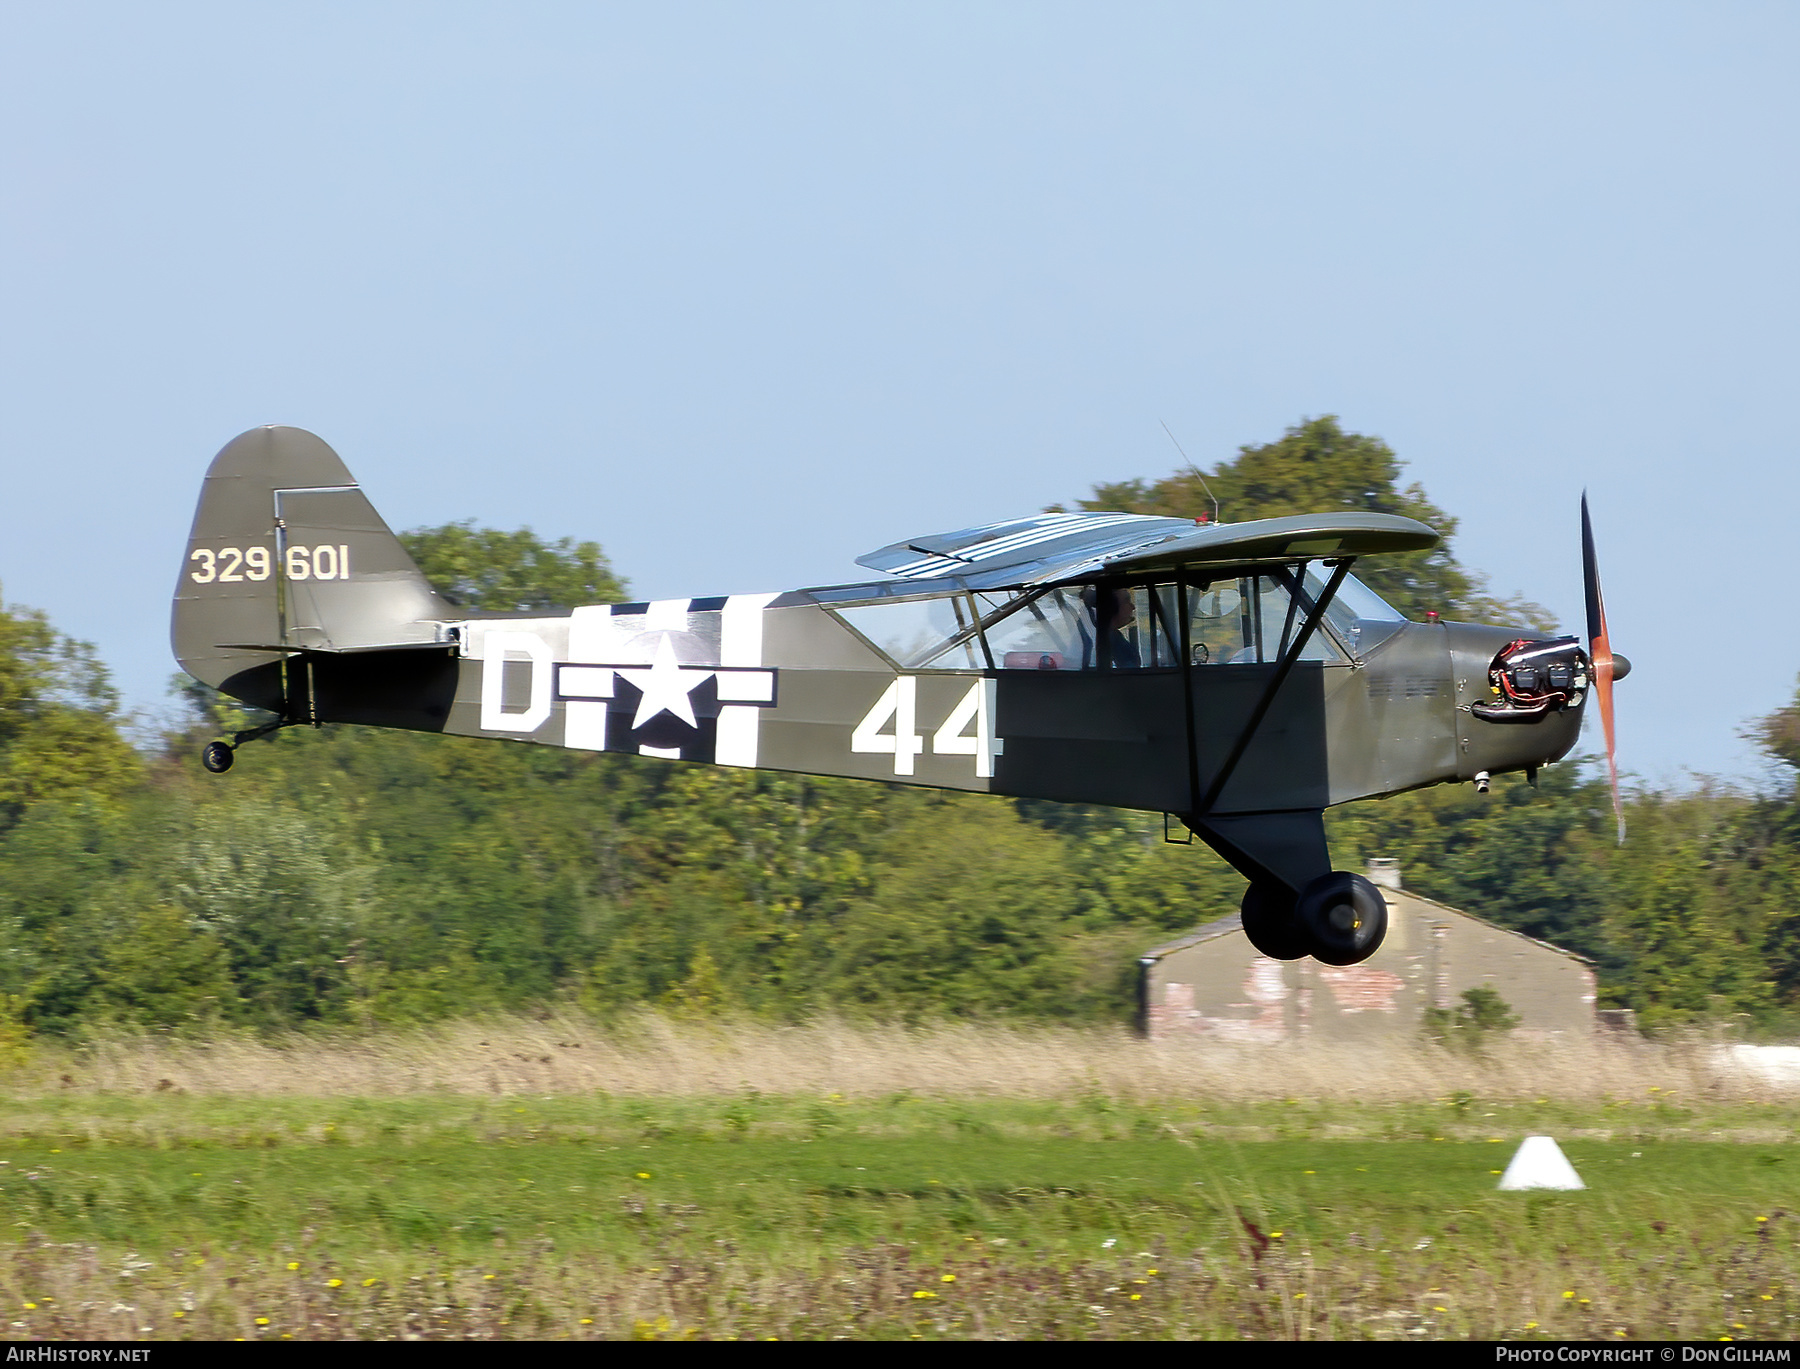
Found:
1192,559 -> 1352,815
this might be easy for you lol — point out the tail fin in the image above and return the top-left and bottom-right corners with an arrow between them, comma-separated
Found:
173,426 -> 457,715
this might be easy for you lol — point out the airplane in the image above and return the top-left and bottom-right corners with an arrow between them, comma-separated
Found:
173,426 -> 1628,969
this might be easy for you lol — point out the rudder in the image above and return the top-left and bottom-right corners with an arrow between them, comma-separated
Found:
173,426 -> 457,715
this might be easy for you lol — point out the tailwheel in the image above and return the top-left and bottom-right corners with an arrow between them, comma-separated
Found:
1296,871 -> 1388,966
201,740 -> 235,774
1240,881 -> 1309,961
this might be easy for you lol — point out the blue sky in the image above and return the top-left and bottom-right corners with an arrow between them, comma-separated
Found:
2,2 -> 1795,788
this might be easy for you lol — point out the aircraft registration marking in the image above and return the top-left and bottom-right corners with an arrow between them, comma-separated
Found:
852,676 -> 1004,778
189,545 -> 351,584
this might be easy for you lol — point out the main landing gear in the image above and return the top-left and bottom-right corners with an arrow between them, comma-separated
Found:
1240,871 -> 1388,965
199,718 -> 294,775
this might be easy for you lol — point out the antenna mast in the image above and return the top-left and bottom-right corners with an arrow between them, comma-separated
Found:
1158,420 -> 1221,524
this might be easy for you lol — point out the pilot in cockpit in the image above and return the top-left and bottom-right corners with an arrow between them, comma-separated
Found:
1081,585 -> 1141,669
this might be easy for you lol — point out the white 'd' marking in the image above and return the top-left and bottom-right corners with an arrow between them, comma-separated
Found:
481,631 -> 552,733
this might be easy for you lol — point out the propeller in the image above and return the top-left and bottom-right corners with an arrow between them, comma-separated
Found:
1581,493 -> 1629,844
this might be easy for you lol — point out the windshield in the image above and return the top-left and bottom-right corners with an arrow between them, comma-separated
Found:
1303,567 -> 1408,655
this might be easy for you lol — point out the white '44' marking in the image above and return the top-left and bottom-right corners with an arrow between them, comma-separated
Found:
852,677 -> 1003,779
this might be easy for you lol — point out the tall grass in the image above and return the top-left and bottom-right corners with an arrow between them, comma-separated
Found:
17,1011 -> 1791,1105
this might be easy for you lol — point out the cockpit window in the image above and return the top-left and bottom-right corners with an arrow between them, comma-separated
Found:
827,566 -> 1401,672
1304,567 -> 1408,655
833,594 -> 986,668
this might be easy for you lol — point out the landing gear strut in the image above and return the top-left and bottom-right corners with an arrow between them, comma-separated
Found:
1239,871 -> 1388,965
199,717 -> 293,776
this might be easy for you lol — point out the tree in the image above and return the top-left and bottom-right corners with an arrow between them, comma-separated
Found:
1748,676 -> 1800,783
0,593 -> 142,822
400,522 -> 628,612
1079,416 -> 1554,629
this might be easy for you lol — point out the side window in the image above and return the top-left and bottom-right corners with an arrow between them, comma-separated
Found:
833,595 -> 983,668
983,588 -> 1090,669
1250,574 -> 1346,663
1182,577 -> 1346,665
985,584 -> 1181,670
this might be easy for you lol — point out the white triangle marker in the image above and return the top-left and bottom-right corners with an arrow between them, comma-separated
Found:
1497,1136 -> 1585,1190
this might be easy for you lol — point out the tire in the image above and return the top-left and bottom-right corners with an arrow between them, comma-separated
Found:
1296,871 -> 1388,966
1240,881 -> 1309,961
201,741 -> 235,774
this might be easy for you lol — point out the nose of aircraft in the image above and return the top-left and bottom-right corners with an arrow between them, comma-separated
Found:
1609,652 -> 1631,682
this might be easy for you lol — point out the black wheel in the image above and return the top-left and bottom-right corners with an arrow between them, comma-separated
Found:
201,741 -> 235,774
1240,881 -> 1309,961
1296,871 -> 1388,966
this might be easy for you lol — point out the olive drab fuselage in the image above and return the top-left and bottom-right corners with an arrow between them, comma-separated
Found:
175,426 -> 1594,957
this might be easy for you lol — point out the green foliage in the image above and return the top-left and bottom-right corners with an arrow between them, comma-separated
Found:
399,521 -> 628,611
1749,676 -> 1800,782
1327,767 -> 1617,968
1423,986 -> 1521,1052
1081,416 -> 1555,630
0,594 -> 142,821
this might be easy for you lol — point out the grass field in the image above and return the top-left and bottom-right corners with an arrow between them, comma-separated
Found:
1,1015 -> 1797,1341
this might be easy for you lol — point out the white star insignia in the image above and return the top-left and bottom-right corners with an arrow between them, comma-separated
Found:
616,634 -> 712,731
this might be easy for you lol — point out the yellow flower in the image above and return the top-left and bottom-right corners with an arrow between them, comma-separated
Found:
580,1318 -> 594,1325
1563,1291 -> 1575,1299
1525,1322 -> 1538,1330
255,1317 -> 269,1326
636,1172 -> 651,1179
327,1279 -> 343,1289
23,1303 -> 35,1311
940,1275 -> 955,1283
1147,1269 -> 1159,1276
1130,1294 -> 1142,1301
286,1262 -> 299,1271
173,1312 -> 185,1320
363,1278 -> 378,1287
912,1290 -> 936,1300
